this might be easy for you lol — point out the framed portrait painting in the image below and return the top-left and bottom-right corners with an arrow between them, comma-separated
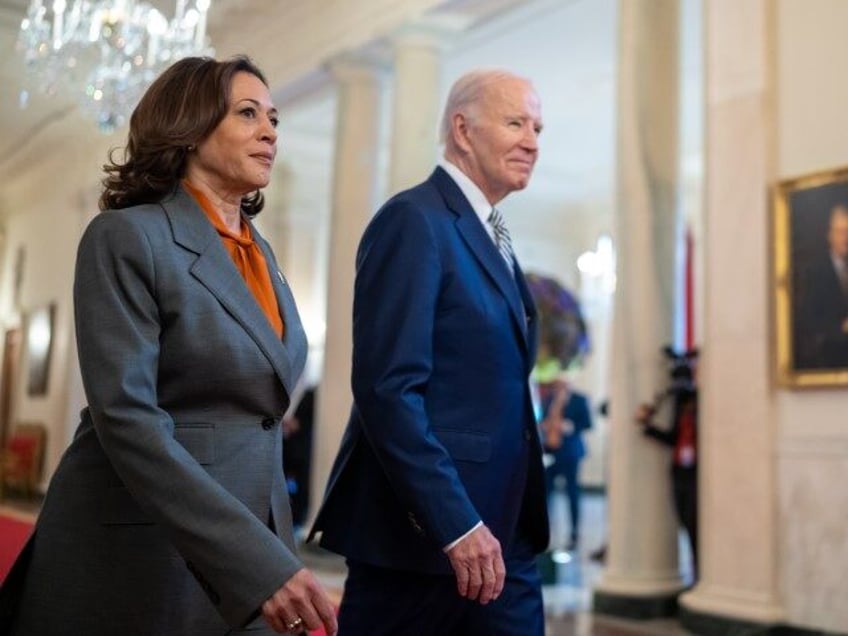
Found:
25,303 -> 55,396
774,166 -> 848,387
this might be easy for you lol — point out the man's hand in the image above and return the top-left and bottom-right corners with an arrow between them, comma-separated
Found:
261,567 -> 338,635
446,525 -> 505,605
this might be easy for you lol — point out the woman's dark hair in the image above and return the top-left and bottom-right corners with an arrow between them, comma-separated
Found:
99,55 -> 269,215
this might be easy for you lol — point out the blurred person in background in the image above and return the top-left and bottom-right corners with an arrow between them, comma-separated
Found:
539,374 -> 593,552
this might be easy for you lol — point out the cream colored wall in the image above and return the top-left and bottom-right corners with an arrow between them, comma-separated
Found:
0,130 -> 111,488
776,0 -> 848,630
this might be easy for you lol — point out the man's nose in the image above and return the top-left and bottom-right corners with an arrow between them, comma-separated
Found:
522,125 -> 539,150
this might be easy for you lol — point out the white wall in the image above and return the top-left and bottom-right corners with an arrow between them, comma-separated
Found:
776,0 -> 848,630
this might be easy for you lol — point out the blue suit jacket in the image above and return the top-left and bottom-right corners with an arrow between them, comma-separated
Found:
310,168 -> 549,574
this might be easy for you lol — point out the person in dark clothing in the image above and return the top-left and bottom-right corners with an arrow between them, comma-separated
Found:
283,387 -> 316,529
635,348 -> 699,579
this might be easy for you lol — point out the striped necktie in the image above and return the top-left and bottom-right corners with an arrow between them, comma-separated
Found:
487,207 -> 515,271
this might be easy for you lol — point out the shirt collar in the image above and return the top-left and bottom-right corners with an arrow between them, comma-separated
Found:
438,157 -> 495,236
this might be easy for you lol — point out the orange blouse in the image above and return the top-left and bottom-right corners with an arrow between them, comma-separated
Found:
183,181 -> 284,338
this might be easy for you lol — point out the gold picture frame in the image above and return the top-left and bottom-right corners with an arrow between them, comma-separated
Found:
774,166 -> 848,387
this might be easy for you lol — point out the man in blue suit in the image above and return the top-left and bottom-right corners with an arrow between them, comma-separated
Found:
310,69 -> 549,635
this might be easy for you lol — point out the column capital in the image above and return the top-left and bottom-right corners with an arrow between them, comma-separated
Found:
390,13 -> 473,50
326,50 -> 389,85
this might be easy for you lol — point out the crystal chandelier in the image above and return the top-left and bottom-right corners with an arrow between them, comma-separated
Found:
16,0 -> 213,133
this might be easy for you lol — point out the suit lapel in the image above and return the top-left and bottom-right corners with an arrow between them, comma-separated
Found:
162,187 -> 298,396
513,261 -> 539,369
430,168 -> 530,352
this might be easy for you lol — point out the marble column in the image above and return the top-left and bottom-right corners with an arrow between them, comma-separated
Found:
258,163 -> 327,387
257,163 -> 295,273
678,0 -> 784,629
388,17 -> 462,194
308,55 -> 385,525
593,0 -> 685,617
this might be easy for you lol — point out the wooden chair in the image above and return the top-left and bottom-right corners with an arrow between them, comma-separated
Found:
0,423 -> 46,500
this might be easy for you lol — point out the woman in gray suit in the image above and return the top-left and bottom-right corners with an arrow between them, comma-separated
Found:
0,56 -> 337,636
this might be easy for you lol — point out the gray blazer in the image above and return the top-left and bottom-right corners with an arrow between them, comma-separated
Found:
4,187 -> 308,635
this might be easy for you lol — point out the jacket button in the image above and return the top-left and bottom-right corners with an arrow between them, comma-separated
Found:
524,429 -> 532,441
261,417 -> 276,430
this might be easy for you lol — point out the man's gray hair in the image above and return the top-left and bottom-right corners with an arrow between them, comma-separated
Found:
439,69 -> 529,144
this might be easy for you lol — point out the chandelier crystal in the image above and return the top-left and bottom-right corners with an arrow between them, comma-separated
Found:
17,0 -> 213,133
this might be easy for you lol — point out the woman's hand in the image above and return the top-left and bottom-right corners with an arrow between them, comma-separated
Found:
261,567 -> 338,635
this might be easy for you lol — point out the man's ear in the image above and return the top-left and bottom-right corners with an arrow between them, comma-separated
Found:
451,112 -> 473,154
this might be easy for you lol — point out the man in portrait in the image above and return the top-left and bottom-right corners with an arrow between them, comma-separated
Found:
793,203 -> 848,369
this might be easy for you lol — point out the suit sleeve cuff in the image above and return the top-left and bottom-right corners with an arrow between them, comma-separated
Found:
442,521 -> 483,553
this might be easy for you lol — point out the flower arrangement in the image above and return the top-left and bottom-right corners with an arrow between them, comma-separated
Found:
525,272 -> 590,381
